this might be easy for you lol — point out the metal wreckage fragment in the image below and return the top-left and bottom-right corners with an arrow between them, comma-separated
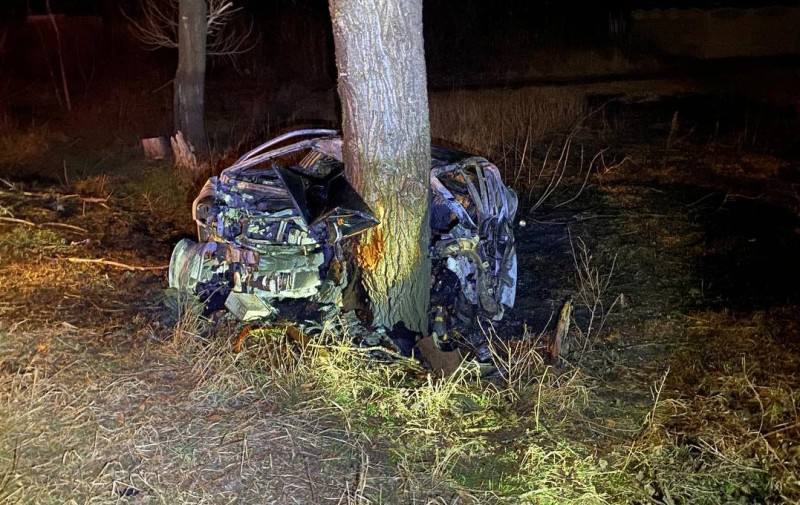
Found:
169,129 -> 518,357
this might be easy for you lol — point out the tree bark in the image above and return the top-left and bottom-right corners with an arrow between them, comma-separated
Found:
174,0 -> 207,156
329,0 -> 431,333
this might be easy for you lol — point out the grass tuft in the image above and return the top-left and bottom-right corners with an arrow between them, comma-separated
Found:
0,226 -> 70,261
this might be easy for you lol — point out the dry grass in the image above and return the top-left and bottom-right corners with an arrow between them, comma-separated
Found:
620,311 -> 800,504
0,321 -> 372,503
568,234 -> 623,359
3,87 -> 800,504
0,127 -> 50,167
181,318 -> 620,504
1,192 -> 797,504
163,290 -> 207,346
625,368 -> 798,503
429,87 -> 586,160
429,87 -> 631,211
4,172 -> 794,503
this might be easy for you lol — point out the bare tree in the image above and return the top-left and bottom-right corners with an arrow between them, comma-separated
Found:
126,0 -> 253,158
174,0 -> 207,157
329,0 -> 431,333
128,0 -> 253,56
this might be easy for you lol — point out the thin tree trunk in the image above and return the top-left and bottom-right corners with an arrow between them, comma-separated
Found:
174,0 -> 207,156
329,0 -> 431,333
45,0 -> 71,112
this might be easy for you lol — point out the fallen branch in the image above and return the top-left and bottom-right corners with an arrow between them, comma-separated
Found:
40,222 -> 88,233
75,196 -> 112,210
63,257 -> 168,271
0,190 -> 111,209
0,216 -> 88,234
0,216 -> 35,227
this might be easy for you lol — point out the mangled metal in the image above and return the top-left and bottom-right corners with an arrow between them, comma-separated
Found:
169,129 -> 518,352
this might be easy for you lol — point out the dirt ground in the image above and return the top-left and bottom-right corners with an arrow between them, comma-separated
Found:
1,86 -> 800,503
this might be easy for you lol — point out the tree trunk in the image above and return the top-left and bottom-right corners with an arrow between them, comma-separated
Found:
174,0 -> 207,156
329,0 -> 431,333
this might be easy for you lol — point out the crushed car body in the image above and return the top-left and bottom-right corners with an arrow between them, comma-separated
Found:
169,129 -> 518,351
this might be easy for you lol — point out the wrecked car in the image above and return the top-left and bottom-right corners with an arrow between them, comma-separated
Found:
169,129 -> 517,353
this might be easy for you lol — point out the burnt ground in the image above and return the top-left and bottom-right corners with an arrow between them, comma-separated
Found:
504,94 -> 800,500
515,166 -> 800,439
1,89 -> 800,503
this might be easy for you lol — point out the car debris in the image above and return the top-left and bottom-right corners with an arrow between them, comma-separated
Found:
169,129 -> 518,355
